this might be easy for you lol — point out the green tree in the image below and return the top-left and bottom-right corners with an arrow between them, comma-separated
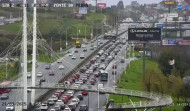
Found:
158,48 -> 181,76
168,69 -> 184,103
141,66 -> 168,94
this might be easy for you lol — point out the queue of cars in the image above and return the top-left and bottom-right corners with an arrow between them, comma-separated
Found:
36,36 -> 126,111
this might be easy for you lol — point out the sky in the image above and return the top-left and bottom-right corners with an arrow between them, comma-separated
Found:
86,0 -> 163,6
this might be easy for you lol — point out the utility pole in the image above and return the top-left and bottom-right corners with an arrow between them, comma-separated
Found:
31,0 -> 37,106
23,0 -> 28,108
96,0 -> 97,12
51,37 -> 52,61
6,54 -> 8,79
116,15 -> 118,35
85,25 -> 87,43
143,43 -> 146,73
66,28 -> 68,49
77,26 -> 78,40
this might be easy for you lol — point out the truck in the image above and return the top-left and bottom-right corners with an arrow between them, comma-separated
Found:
76,40 -> 81,48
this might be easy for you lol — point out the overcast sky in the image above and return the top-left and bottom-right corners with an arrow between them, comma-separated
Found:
87,0 -> 162,6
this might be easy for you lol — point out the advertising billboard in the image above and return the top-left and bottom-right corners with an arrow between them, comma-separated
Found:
177,40 -> 190,45
79,7 -> 87,14
168,40 -> 177,45
128,28 -> 161,43
165,1 -> 176,5
155,23 -> 164,29
98,3 -> 106,8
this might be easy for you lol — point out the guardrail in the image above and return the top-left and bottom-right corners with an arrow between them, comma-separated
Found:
2,78 -> 173,110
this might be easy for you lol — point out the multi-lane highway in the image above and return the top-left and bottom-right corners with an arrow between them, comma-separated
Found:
0,39 -> 107,111
35,30 -> 129,111
0,25 -> 128,111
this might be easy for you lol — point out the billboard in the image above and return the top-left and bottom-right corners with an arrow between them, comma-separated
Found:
98,3 -> 106,8
167,13 -> 178,18
79,7 -> 87,14
128,28 -> 161,43
168,40 -> 177,45
165,1 -> 176,5
177,40 -> 190,45
155,23 -> 164,29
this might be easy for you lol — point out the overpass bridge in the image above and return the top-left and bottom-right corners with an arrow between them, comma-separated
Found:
0,82 -> 173,110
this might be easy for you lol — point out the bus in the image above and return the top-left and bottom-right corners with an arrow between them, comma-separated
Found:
0,81 -> 11,94
100,70 -> 108,81
76,40 -> 81,48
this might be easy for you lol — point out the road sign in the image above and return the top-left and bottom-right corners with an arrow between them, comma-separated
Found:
128,28 -> 161,43
79,7 -> 87,14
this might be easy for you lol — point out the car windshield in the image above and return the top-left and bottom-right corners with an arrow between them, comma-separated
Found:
80,106 -> 87,109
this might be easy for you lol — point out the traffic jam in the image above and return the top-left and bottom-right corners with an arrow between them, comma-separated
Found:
36,35 -> 127,111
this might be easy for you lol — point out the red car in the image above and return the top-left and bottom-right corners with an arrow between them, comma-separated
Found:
75,73 -> 80,78
90,59 -> 95,64
49,71 -> 55,75
65,94 -> 71,100
112,64 -> 117,69
68,79 -> 73,84
62,98 -> 68,104
54,92 -> 61,98
62,96 -> 69,101
81,91 -> 88,95
94,73 -> 100,77
71,75 -> 77,79
55,91 -> 62,95
89,81 -> 95,85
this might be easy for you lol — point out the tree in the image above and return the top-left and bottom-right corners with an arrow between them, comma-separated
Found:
141,66 -> 168,94
158,48 -> 181,76
168,69 -> 184,103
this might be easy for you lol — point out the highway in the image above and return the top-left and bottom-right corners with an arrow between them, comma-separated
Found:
36,30 -> 129,111
0,39 -> 107,111
0,25 -> 127,111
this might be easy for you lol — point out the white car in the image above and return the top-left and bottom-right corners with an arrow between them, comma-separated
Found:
6,104 -> 14,111
75,80 -> 83,85
56,100 -> 64,109
69,53 -> 73,56
94,45 -> 97,48
59,65 -> 64,69
50,95 -> 58,102
72,55 -> 76,59
98,83 -> 104,89
82,45 -> 86,48
73,84 -> 80,89
48,99 -> 55,105
80,54 -> 85,59
64,108 -> 71,111
40,103 -> 48,110
71,98 -> 80,105
57,60 -> 62,63
37,72 -> 43,77
67,90 -> 74,97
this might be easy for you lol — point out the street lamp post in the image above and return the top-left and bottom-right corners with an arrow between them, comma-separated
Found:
66,28 -> 68,49
97,78 -> 100,110
77,26 -> 78,40
51,37 -> 53,61
85,25 -> 87,43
